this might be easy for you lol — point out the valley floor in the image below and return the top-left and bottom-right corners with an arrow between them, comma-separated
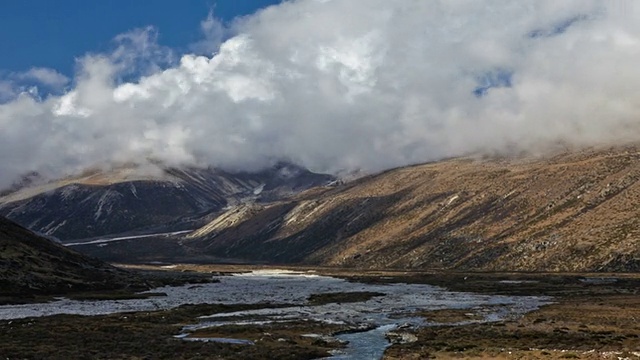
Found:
374,274 -> 640,359
1,265 -> 639,359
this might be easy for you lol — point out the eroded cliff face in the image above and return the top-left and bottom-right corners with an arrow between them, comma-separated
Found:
184,146 -> 640,272
0,164 -> 334,241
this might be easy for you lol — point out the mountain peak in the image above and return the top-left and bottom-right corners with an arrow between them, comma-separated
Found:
0,163 -> 335,241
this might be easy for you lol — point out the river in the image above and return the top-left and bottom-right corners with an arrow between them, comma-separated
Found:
0,270 -> 550,359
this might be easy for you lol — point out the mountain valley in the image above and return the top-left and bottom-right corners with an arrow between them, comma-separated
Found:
3,146 -> 639,273
2,148 -> 640,359
181,146 -> 640,272
0,163 -> 334,241
0,216 -> 143,300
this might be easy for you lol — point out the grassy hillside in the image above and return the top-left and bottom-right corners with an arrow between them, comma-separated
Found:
0,217 -> 142,297
185,146 -> 640,272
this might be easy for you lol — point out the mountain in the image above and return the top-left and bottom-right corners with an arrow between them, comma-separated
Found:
0,216 -> 139,297
0,163 -> 334,241
5,147 -> 640,272
182,146 -> 640,272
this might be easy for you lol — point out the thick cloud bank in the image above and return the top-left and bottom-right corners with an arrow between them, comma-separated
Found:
2,0 -> 640,188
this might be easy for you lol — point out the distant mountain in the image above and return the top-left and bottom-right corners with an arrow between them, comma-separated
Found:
0,216 -> 140,297
9,147 -> 640,273
181,146 -> 640,272
0,163 -> 334,241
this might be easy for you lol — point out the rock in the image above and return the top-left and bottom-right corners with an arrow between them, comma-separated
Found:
386,331 -> 418,344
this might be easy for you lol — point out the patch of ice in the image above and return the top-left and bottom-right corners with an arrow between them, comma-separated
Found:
253,184 -> 265,195
178,336 -> 254,345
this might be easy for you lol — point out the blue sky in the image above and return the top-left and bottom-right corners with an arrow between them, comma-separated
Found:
1,1 -> 636,189
0,0 -> 282,76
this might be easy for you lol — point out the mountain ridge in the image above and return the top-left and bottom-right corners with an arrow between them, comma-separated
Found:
0,216 -> 141,297
4,146 -> 640,272
179,145 -> 640,272
0,163 -> 335,240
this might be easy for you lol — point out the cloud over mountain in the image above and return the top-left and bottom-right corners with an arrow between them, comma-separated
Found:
1,0 -> 640,188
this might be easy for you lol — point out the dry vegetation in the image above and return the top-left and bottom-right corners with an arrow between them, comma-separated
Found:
185,145 -> 640,272
384,294 -> 640,359
3,265 -> 640,359
0,217 -> 144,300
0,303 -> 343,360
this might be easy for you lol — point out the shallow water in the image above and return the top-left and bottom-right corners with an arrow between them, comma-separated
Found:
0,269 -> 550,359
328,324 -> 397,360
0,269 -> 549,321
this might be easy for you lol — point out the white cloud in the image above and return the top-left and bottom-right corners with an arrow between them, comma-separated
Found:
18,67 -> 69,89
189,9 -> 226,55
0,67 -> 69,101
0,80 -> 16,102
109,26 -> 175,77
2,0 -> 640,188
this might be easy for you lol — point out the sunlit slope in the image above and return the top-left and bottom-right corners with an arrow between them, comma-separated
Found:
186,146 -> 640,272
0,164 -> 334,240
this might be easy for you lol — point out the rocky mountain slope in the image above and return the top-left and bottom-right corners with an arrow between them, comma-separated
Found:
0,163 -> 334,241
182,146 -> 640,272
0,217 -> 139,297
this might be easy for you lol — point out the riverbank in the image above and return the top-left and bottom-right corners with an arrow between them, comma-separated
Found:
384,293 -> 640,359
327,268 -> 640,359
0,265 -> 638,359
0,268 -> 214,305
